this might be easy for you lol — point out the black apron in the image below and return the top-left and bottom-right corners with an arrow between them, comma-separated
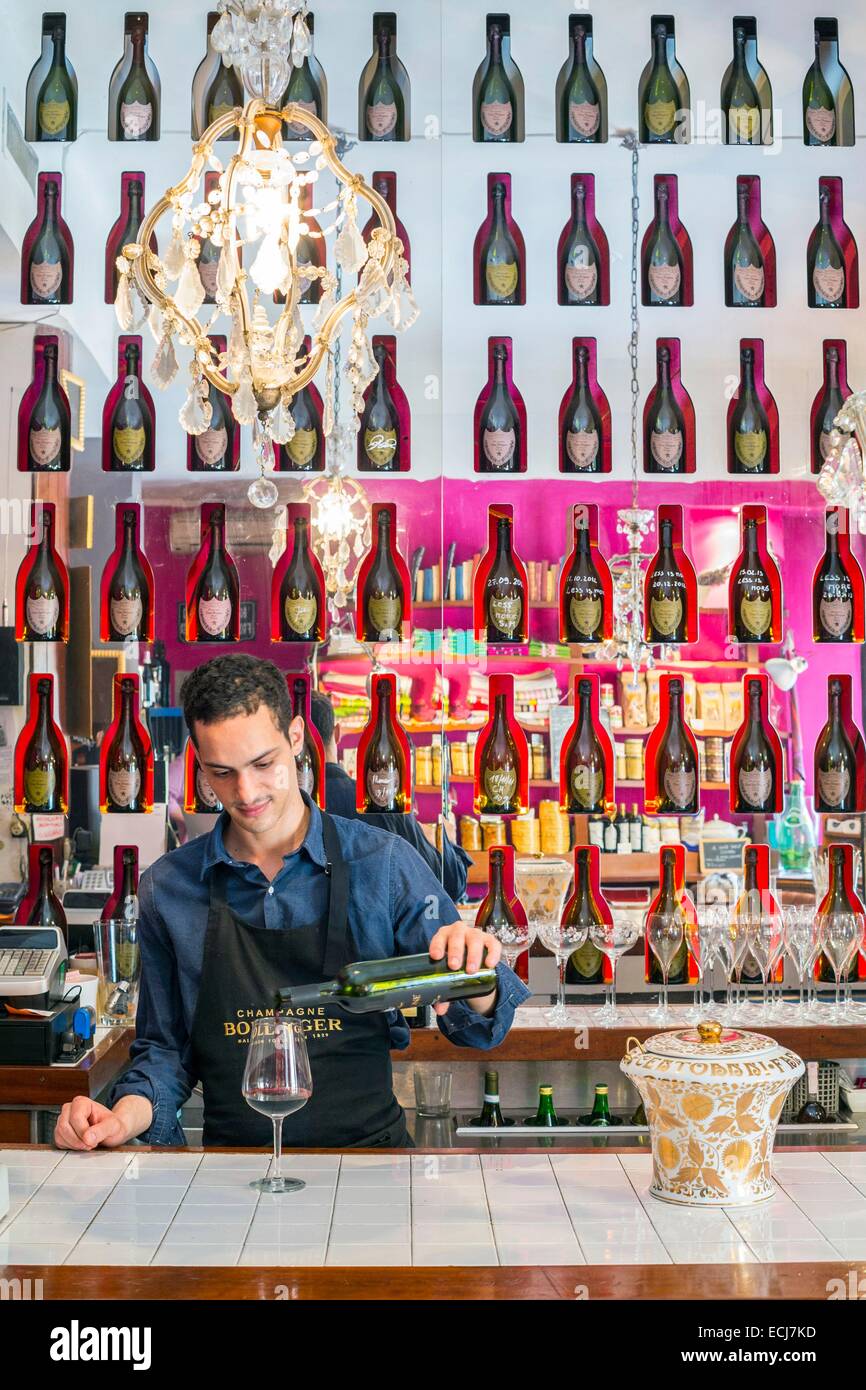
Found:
189,810 -> 409,1149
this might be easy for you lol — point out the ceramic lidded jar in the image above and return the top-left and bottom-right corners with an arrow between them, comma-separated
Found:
621,1021 -> 804,1207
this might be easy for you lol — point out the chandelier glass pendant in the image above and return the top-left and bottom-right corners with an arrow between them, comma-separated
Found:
114,0 -> 417,508
817,391 -> 866,532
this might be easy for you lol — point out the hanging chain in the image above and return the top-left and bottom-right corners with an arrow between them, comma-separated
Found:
620,128 -> 641,509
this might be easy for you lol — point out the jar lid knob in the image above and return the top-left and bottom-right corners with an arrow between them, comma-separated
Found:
697,1020 -> 724,1044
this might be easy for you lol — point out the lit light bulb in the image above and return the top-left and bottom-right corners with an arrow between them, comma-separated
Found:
250,232 -> 288,294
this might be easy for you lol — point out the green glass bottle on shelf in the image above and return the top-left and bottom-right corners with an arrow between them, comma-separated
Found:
773,780 -> 818,870
479,183 -> 520,305
583,1084 -> 613,1127
727,181 -> 765,307
36,23 -> 76,141
564,847 -> 606,984
527,1084 -> 559,1127
803,29 -> 837,145
730,347 -> 771,475
808,188 -> 845,308
116,18 -> 158,142
478,1070 -> 506,1127
817,845 -> 859,983
277,952 -> 498,1015
363,25 -> 404,142
640,23 -> 680,144
643,182 -> 683,306
722,26 -> 761,145
648,850 -> 690,986
476,23 -> 516,143
561,22 -> 601,143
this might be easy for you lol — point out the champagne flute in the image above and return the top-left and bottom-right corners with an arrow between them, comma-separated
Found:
819,912 -> 861,1022
783,905 -> 818,1016
589,911 -> 640,1026
698,906 -> 727,1013
842,912 -> 866,1016
727,913 -> 753,1023
538,913 -> 588,1026
646,908 -> 684,1024
242,1016 -> 312,1193
684,916 -> 704,1024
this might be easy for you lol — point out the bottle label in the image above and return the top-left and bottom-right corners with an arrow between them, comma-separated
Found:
819,595 -> 853,638
570,595 -> 602,638
813,265 -> 845,304
566,428 -> 599,470
734,264 -> 765,302
284,595 -> 318,635
569,939 -> 603,979
482,427 -> 516,468
120,101 -> 153,139
29,426 -> 62,468
648,263 -> 681,301
24,766 -> 55,807
650,429 -> 683,470
194,426 -> 228,467
649,593 -> 683,637
569,101 -> 600,138
806,105 -> 836,142
484,764 -> 518,806
729,105 -> 759,141
644,99 -> 677,136
26,592 -> 59,635
198,595 -> 232,637
367,596 -> 402,635
198,257 -> 219,298
485,260 -> 518,299
30,261 -> 63,300
570,764 -> 603,810
367,766 -> 400,808
734,429 -> 768,470
738,766 -> 773,809
564,261 -> 597,301
818,766 -> 850,808
284,428 -> 316,467
739,595 -> 772,637
108,766 -> 141,808
38,99 -> 71,135
110,594 -> 143,637
113,425 -> 146,467
284,100 -> 319,139
366,102 -> 397,138
489,594 -> 522,637
364,428 -> 398,468
480,101 -> 513,137
295,757 -> 315,796
208,102 -> 235,123
663,767 -> 696,809
196,766 -> 221,809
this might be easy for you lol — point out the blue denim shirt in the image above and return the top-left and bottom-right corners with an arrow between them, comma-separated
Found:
108,795 -> 531,1144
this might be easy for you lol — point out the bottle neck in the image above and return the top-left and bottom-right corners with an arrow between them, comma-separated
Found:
825,523 -> 840,559
42,352 -> 58,385
493,692 -> 508,727
732,33 -> 748,73
826,354 -> 840,390
127,189 -> 142,221
572,187 -> 587,226
209,517 -> 225,556
291,684 -> 306,721
653,31 -> 669,68
43,191 -> 58,228
489,29 -> 502,62
489,857 -> 505,901
744,858 -> 759,893
375,683 -> 392,731
575,351 -> 589,387
820,196 -> 831,228
491,191 -> 506,228
121,517 -> 138,557
123,350 -> 140,381
38,855 -> 54,895
747,688 -> 763,725
376,30 -> 392,67
576,525 -> 591,555
492,353 -> 507,386
656,192 -> 670,229
52,29 -> 66,62
294,519 -> 310,556
118,687 -> 135,727
667,690 -> 683,729
741,355 -> 756,390
573,27 -> 587,63
658,356 -> 671,388
742,524 -> 760,563
374,516 -> 391,559
737,188 -> 750,225
121,860 -> 138,896
661,857 -> 677,898
576,688 -> 592,726
495,519 -> 513,560
659,526 -> 675,562
575,855 -> 593,910
130,29 -> 146,64
829,688 -> 843,723
36,685 -> 51,730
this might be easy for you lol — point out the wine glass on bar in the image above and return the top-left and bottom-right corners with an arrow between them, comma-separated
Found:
783,905 -> 819,1017
697,906 -> 727,1014
726,912 -> 753,1023
818,911 -> 861,1022
684,916 -> 704,1024
589,911 -> 640,1027
514,855 -> 573,1020
242,1016 -> 312,1193
538,911 -> 588,1026
646,906 -> 684,1025
842,912 -> 866,1016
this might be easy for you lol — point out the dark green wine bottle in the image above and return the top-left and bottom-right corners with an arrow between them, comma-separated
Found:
562,516 -> 605,640
808,188 -> 845,308
722,26 -> 760,145
803,30 -> 837,145
28,181 -> 68,305
645,346 -> 685,473
564,847 -> 606,984
28,344 -> 70,472
277,951 -> 498,1014
562,345 -> 603,474
563,683 -> 606,813
117,20 -> 157,141
814,346 -> 844,469
279,515 -> 323,642
815,679 -> 857,812
730,347 -> 770,474
205,55 -> 242,127
643,182 -> 682,305
364,26 -> 403,141
727,181 -> 765,306
562,23 -> 601,143
22,679 -> 64,813
646,519 -> 688,643
484,515 -> 526,644
476,23 -> 515,143
731,517 -> 773,643
528,1085 -> 559,1127
654,678 -> 698,813
478,1070 -> 506,1127
814,512 -> 856,643
283,42 -> 324,138
479,344 -> 520,472
560,180 -> 600,305
641,23 -> 680,144
361,508 -> 404,641
359,343 -> 400,471
111,343 -> 150,471
279,381 -> 321,471
36,24 -> 76,141
479,182 -> 520,305
733,679 -> 776,813
22,506 -> 65,641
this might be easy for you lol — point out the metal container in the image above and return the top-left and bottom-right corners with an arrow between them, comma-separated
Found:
621,1021 -> 804,1207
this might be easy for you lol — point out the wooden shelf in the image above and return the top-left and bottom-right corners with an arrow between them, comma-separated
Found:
399,1018 -> 866,1063
465,850 -> 700,885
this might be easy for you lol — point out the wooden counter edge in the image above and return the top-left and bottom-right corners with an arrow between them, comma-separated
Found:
1,1260 -> 862,1300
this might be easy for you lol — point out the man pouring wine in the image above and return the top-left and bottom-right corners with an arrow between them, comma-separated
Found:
54,655 -> 530,1150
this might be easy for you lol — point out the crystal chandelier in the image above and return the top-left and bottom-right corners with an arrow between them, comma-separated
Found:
114,0 -> 417,509
817,391 -> 866,532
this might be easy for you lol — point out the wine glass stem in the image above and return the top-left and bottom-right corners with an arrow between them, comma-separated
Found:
272,1116 -> 282,1184
610,955 -> 618,1014
558,955 -> 566,1013
661,971 -> 668,1014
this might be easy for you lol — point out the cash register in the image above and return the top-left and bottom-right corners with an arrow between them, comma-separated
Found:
0,925 -> 78,1064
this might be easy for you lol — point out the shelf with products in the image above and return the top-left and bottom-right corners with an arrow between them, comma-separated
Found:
463,849 -> 701,886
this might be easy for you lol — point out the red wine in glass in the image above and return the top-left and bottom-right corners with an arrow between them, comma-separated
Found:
242,1017 -> 312,1192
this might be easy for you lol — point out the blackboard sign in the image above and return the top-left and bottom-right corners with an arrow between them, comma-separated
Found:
699,837 -> 751,873
177,600 -> 257,642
